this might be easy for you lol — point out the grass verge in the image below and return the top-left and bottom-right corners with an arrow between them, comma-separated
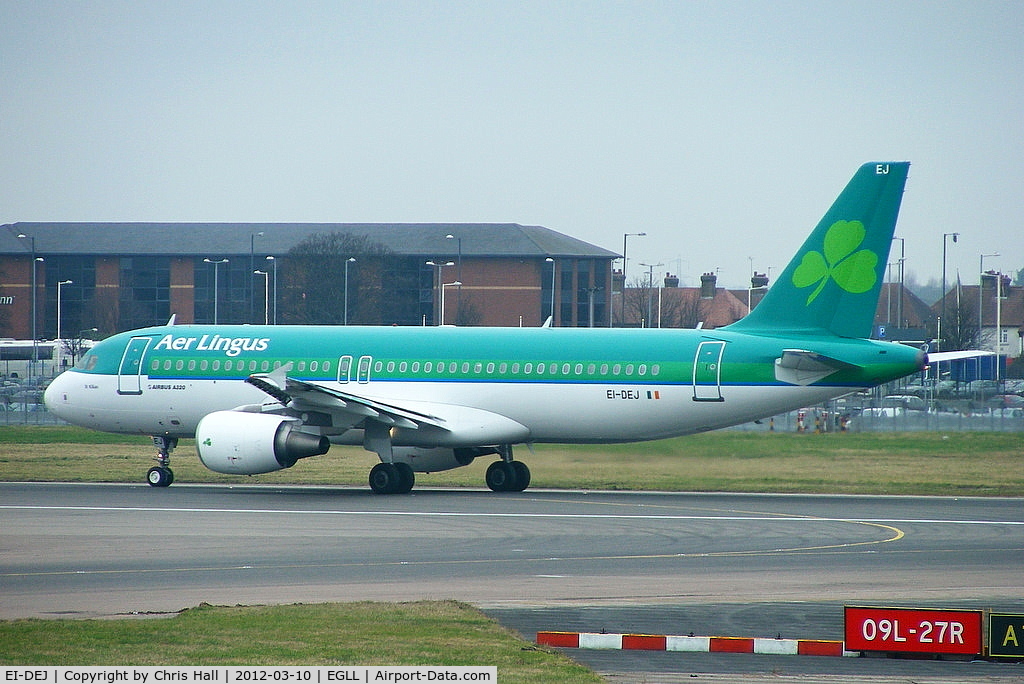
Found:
1,426 -> 1022,496
0,601 -> 600,682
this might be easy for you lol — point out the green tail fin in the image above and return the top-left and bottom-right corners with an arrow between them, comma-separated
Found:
728,161 -> 909,338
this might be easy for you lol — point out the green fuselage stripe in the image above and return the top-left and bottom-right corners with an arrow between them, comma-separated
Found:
76,324 -> 922,390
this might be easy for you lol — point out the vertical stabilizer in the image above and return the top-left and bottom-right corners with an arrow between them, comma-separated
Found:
728,162 -> 909,338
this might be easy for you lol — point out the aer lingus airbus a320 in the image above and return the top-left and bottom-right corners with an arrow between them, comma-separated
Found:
45,162 -> 938,494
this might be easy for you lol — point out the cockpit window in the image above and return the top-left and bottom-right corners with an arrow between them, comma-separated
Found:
76,351 -> 99,371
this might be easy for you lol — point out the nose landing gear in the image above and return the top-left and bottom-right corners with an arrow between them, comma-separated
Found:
147,435 -> 177,487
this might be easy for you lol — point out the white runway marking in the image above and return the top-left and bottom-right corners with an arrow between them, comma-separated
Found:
1,503 -> 1022,526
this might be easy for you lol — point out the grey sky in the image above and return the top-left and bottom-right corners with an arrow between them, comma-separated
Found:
2,1 -> 1021,290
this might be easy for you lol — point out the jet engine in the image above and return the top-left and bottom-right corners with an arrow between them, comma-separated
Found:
391,446 -> 496,473
196,411 -> 329,475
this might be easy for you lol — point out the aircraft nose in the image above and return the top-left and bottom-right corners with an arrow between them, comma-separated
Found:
43,372 -> 69,414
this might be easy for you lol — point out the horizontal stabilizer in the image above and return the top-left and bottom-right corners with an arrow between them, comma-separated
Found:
774,349 -> 855,386
926,349 -> 995,364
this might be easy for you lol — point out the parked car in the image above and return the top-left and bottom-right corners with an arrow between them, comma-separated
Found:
989,394 -> 1024,409
880,395 -> 927,411
968,380 -> 1000,397
901,381 -> 929,398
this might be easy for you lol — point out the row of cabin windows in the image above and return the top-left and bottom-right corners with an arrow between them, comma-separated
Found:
152,358 -> 305,373
368,360 -> 660,378
149,357 -> 661,378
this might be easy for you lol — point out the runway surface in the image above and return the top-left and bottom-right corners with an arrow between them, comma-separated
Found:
3,483 -> 1023,680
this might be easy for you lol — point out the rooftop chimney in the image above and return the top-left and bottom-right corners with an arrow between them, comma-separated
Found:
612,269 -> 625,294
664,272 -> 679,288
700,272 -> 717,299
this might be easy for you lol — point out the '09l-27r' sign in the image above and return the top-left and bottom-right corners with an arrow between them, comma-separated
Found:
844,606 -> 984,655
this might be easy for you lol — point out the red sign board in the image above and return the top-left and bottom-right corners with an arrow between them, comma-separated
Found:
844,606 -> 983,655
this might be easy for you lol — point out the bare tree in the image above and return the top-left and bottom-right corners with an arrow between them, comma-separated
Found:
660,289 -> 705,329
283,233 -> 393,325
621,276 -> 656,327
87,288 -> 120,337
939,296 -> 979,351
454,294 -> 483,326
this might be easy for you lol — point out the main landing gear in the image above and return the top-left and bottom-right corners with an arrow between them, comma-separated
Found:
363,421 -> 531,494
146,435 -> 177,487
485,445 -> 530,493
368,462 -> 415,495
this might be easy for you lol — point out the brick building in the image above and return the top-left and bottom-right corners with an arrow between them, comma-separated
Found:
0,223 -> 617,340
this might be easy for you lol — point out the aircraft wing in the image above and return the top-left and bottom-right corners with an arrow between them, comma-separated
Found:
244,364 -> 530,444
245,366 -> 444,431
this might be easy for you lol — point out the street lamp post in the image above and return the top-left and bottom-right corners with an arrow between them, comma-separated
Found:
940,232 -> 959,351
620,232 -> 646,327
204,258 -> 229,324
250,231 -> 263,323
56,280 -> 73,340
979,252 -> 999,349
892,237 -> 905,328
253,271 -> 269,325
441,281 -> 461,325
446,234 -> 463,318
622,232 -> 646,284
545,257 -> 555,326
886,262 -> 896,327
638,262 -> 663,328
16,234 -> 41,380
996,271 -> 1003,384
426,260 -> 454,325
583,286 -> 602,328
265,256 -> 277,324
344,257 -> 356,325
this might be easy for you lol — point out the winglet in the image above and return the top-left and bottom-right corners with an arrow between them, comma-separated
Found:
245,361 -> 293,404
728,162 -> 910,338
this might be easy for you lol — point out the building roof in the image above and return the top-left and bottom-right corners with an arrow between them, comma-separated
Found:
872,282 -> 937,329
934,283 -> 1024,327
1,222 -> 618,260
617,286 -> 749,329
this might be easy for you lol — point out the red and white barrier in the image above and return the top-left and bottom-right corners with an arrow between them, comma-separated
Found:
537,631 -> 857,657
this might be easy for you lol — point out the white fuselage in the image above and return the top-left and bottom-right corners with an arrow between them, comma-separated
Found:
46,368 -> 847,445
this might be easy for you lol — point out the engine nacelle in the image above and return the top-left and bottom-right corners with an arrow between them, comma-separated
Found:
196,411 -> 329,475
391,446 -> 496,473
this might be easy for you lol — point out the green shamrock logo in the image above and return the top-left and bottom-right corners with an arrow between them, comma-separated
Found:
202,438 -> 212,446
791,220 -> 878,305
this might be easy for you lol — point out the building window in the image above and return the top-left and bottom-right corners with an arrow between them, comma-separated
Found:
119,257 -> 170,330
44,256 -> 96,339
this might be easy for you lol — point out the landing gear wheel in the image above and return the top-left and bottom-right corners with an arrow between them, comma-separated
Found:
147,466 -> 173,488
485,461 -> 513,491
510,460 -> 531,492
369,463 -> 397,494
393,463 -> 415,494
369,463 -> 414,495
485,460 -> 527,492
148,435 -> 178,488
